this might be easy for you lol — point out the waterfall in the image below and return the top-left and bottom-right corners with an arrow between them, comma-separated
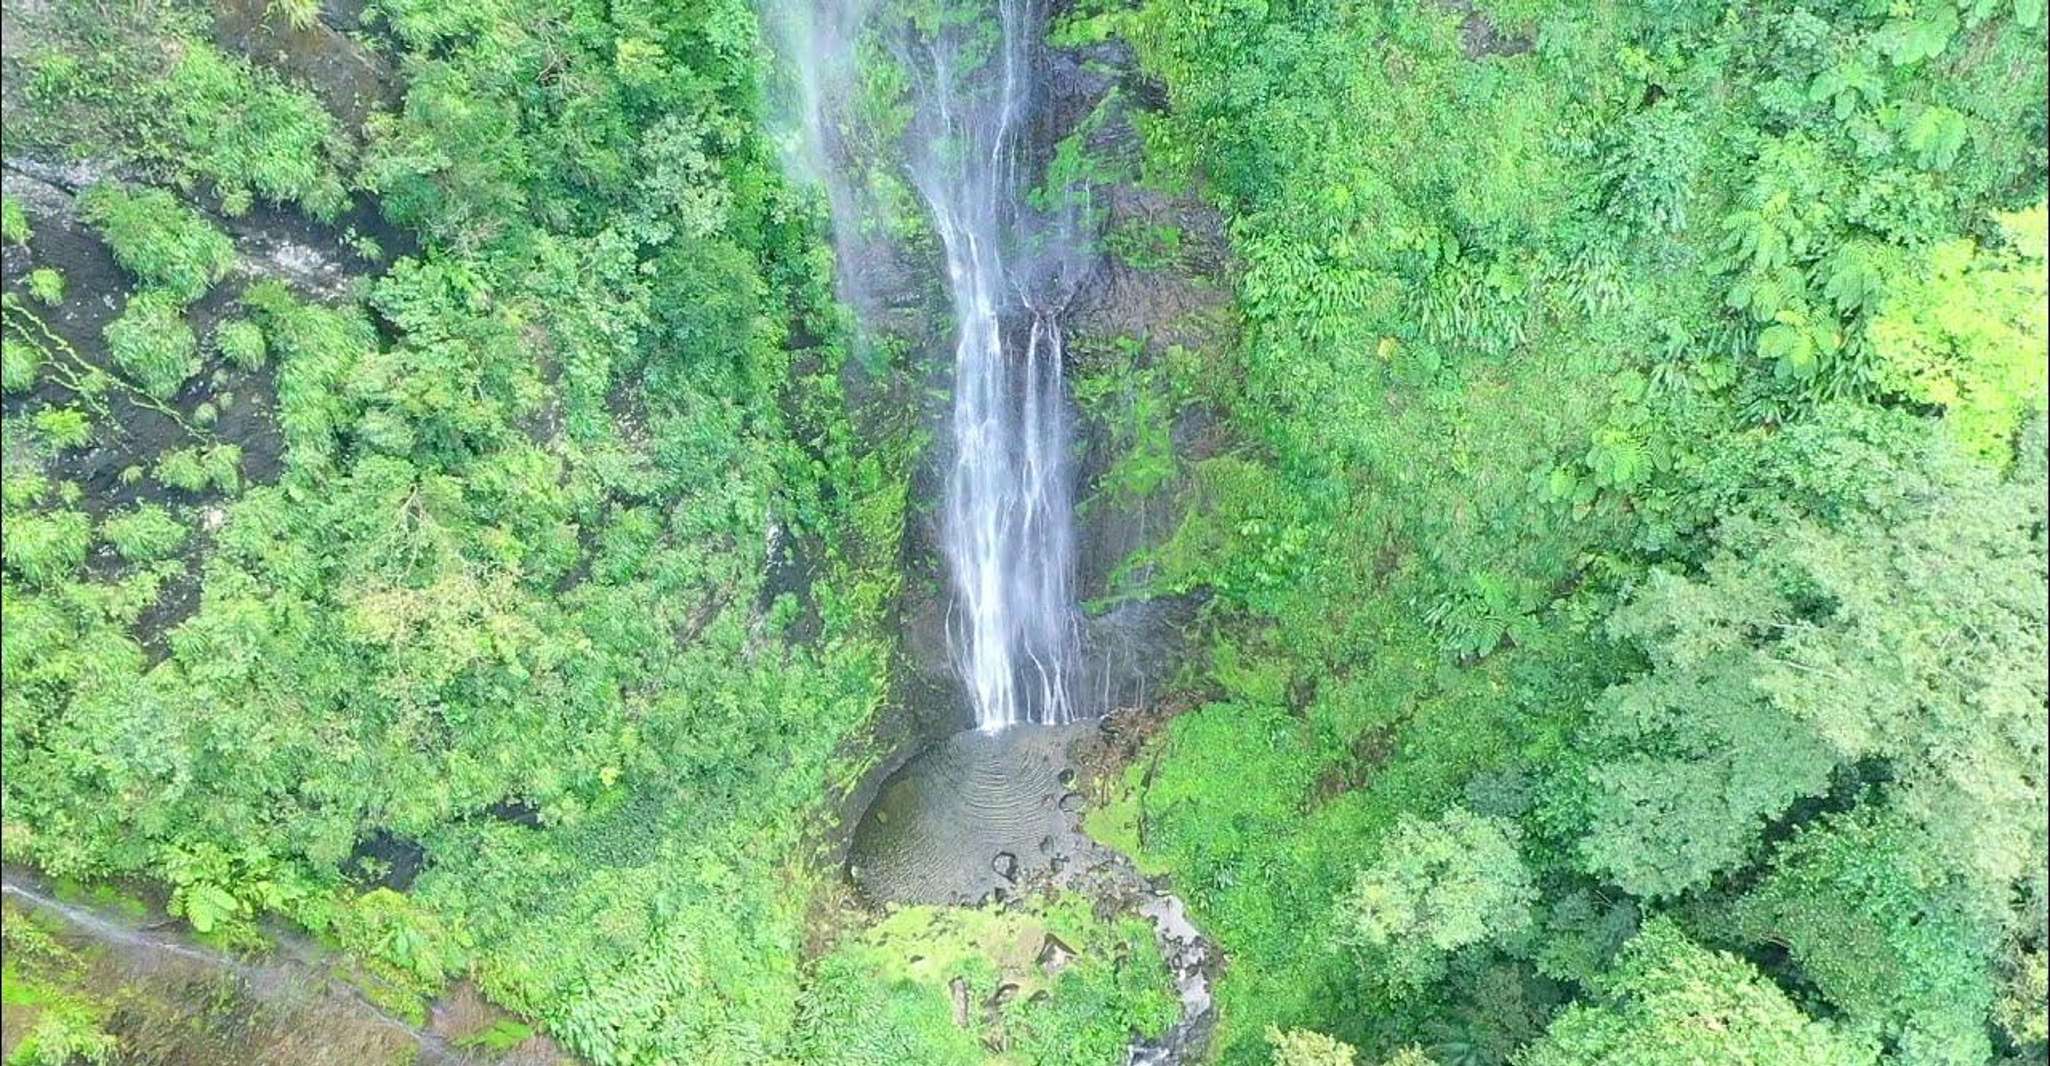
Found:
770,0 -> 1084,730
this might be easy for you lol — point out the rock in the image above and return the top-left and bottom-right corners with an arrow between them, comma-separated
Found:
1037,933 -> 1077,975
1057,768 -> 1076,787
1038,835 -> 1054,853
949,977 -> 970,1028
988,983 -> 1020,1008
992,852 -> 1017,880
1058,792 -> 1084,813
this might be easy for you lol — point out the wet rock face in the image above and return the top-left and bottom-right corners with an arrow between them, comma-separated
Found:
1,160 -> 391,656
209,0 -> 397,134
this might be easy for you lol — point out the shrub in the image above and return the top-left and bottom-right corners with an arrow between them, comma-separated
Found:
76,183 -> 235,303
214,318 -> 267,370
1,509 -> 91,585
1,196 -> 29,245
8,1001 -> 116,1066
2,336 -> 42,393
31,406 -> 91,450
155,443 -> 240,494
102,503 -> 190,562
27,267 -> 66,305
104,290 -> 199,400
163,44 -> 350,218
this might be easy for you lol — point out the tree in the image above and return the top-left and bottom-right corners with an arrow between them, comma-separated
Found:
1733,807 -> 2007,1066
1866,203 -> 2048,461
1568,410 -> 2047,899
1267,1026 -> 1359,1066
1336,807 -> 1535,991
1520,918 -> 1876,1066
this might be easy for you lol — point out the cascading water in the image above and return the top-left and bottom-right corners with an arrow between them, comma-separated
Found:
771,10 -> 1219,1057
918,12 -> 1081,731
772,0 -> 1085,730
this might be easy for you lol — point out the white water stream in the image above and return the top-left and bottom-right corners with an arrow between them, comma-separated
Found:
772,0 -> 1083,729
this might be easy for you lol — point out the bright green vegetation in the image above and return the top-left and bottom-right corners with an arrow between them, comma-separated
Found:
3,0 -> 917,1061
3,1 -> 2045,1065
11,4 -> 352,217
2,909 -> 119,1066
24,269 -> 64,307
102,290 -> 201,400
212,318 -> 267,371
1520,918 -> 1879,1066
1067,0 -> 2048,1063
793,896 -> 1178,1065
76,184 -> 237,304
0,198 -> 30,246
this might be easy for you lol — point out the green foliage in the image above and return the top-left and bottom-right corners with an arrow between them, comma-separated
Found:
161,44 -> 352,217
6,6 -> 351,219
791,947 -> 985,1066
102,290 -> 199,400
0,509 -> 90,586
152,444 -> 240,495
75,184 -> 234,304
100,504 -> 188,563
453,1018 -> 537,1052
1099,0 -> 2046,1059
7,999 -> 118,1066
1563,410 -> 2047,899
1,336 -> 40,393
25,268 -> 65,307
3,4 -> 927,1064
1521,919 -> 1875,1066
29,407 -> 89,451
1267,1025 -> 1360,1065
1995,946 -> 2048,1052
212,318 -> 267,372
1865,203 -> 2048,460
1,197 -> 28,245
1334,808 -> 1535,992
5,0 -> 2044,1061
792,896 -> 1176,1066
1424,571 -> 1543,661
1073,338 -> 1180,514
1732,807 -> 2004,1065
